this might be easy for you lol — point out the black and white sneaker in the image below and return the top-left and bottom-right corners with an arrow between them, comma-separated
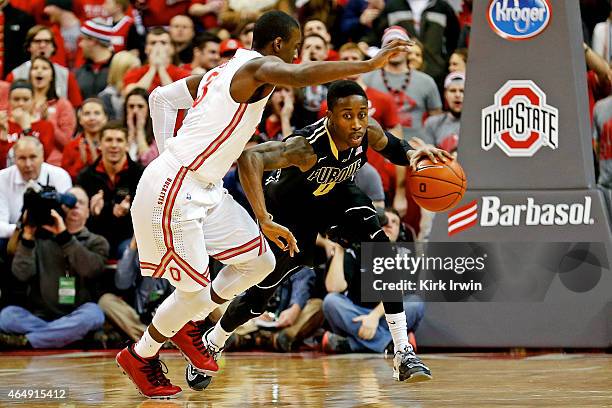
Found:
185,328 -> 223,391
393,345 -> 432,383
185,363 -> 213,391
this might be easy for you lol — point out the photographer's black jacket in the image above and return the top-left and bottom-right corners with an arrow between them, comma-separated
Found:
77,156 -> 144,257
11,228 -> 109,319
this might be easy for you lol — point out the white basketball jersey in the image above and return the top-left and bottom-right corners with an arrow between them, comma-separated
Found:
166,49 -> 271,183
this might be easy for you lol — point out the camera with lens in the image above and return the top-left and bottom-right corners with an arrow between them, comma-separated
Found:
22,183 -> 77,227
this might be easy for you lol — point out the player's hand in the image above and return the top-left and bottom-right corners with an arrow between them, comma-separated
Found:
276,304 -> 301,328
353,313 -> 379,340
260,218 -> 299,257
368,39 -> 414,70
409,145 -> 453,171
42,209 -> 67,235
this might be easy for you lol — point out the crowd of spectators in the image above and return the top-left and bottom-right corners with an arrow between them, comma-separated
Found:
0,0 -> 609,353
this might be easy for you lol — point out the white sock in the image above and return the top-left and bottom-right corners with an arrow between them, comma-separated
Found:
134,328 -> 164,358
207,321 -> 233,350
385,312 -> 409,353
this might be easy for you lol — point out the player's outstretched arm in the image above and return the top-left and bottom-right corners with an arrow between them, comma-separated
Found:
234,40 -> 412,95
367,119 -> 451,170
237,137 -> 317,256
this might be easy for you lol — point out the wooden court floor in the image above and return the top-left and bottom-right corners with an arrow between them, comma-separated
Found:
0,350 -> 610,407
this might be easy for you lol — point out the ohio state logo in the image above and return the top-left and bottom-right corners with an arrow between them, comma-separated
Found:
481,80 -> 558,157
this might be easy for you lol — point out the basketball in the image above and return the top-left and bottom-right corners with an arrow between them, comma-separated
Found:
408,158 -> 467,212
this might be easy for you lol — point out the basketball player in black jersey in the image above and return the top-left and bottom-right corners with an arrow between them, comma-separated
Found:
186,80 -> 450,388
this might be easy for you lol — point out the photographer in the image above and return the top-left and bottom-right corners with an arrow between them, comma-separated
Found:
77,122 -> 144,259
0,187 -> 109,349
0,137 -> 71,241
322,208 -> 424,354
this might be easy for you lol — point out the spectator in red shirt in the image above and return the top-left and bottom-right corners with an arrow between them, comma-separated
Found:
184,32 -> 220,74
123,27 -> 190,95
29,56 -> 76,166
43,1 -> 82,65
0,80 -> 54,168
7,25 -> 83,107
169,14 -> 196,66
61,98 -> 108,180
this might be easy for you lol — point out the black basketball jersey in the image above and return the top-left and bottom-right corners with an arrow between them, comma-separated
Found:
265,118 -> 369,207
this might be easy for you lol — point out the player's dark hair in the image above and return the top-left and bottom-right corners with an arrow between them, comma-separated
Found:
252,11 -> 299,50
327,80 -> 367,111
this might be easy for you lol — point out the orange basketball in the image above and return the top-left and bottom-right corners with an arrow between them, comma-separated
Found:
408,158 -> 467,212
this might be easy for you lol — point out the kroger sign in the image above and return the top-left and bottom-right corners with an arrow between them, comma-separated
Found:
487,0 -> 552,41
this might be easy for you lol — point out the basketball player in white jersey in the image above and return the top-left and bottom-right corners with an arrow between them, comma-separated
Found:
116,11 -> 411,399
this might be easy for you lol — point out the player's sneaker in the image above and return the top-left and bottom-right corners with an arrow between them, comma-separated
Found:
116,344 -> 182,399
392,345 -> 432,383
170,321 -> 219,376
185,327 -> 224,391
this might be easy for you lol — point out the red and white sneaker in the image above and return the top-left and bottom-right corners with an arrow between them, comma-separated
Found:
170,321 -> 219,376
116,345 -> 182,399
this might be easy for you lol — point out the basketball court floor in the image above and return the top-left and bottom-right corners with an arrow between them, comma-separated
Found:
0,350 -> 610,407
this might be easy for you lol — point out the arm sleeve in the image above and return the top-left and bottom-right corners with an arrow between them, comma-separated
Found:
591,23 -> 606,57
149,78 -> 196,153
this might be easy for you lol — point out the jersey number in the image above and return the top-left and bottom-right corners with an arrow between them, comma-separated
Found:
192,71 -> 220,108
313,182 -> 336,196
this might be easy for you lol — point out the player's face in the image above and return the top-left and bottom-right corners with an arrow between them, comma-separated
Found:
328,95 -> 368,150
277,28 -> 302,63
445,83 -> 464,113
100,129 -> 129,165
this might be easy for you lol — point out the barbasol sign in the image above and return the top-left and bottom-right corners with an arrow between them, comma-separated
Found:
487,0 -> 552,41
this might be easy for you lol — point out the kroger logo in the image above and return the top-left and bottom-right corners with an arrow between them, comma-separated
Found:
487,0 -> 552,41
